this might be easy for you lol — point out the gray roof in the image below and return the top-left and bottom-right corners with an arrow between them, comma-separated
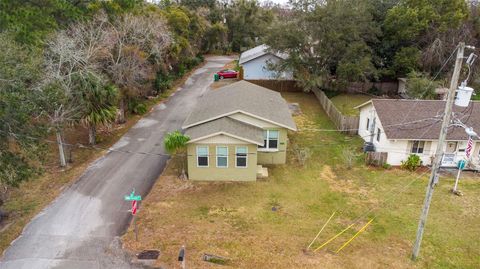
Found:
182,80 -> 297,130
364,99 -> 480,140
184,117 -> 264,145
238,44 -> 288,65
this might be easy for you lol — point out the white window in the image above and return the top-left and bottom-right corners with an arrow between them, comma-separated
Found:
259,130 -> 279,150
366,118 -> 370,131
197,146 -> 209,167
411,141 -> 425,154
216,146 -> 228,168
376,128 -> 381,142
236,146 -> 248,168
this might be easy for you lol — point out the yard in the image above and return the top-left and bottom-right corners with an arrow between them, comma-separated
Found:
330,93 -> 372,116
123,92 -> 480,269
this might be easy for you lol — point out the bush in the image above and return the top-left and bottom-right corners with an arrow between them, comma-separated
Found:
382,163 -> 392,170
292,144 -> 311,166
184,56 -> 202,69
368,85 -> 381,96
128,99 -> 148,115
154,72 -> 173,94
341,147 -> 358,169
132,103 -> 147,115
176,64 -> 186,77
401,154 -> 422,171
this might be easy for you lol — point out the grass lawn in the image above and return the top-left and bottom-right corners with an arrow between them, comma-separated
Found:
0,61 -> 207,254
330,94 -> 372,116
122,92 -> 480,269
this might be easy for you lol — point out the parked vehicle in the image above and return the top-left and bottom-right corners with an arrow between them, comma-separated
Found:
216,69 -> 238,79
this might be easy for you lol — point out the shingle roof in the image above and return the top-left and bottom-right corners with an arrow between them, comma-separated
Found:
182,80 -> 297,130
184,117 -> 264,145
238,44 -> 288,65
364,99 -> 480,140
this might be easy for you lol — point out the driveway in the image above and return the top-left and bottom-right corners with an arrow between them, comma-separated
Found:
0,56 -> 234,269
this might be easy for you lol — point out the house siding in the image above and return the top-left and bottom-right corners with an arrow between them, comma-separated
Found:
187,144 -> 258,181
358,103 -> 480,167
257,128 -> 288,165
241,54 -> 293,80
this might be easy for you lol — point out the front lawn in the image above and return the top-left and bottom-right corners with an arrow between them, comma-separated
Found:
123,92 -> 480,269
330,93 -> 372,116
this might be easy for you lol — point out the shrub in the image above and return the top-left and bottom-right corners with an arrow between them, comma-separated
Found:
128,99 -> 148,115
184,56 -> 202,69
132,103 -> 147,115
341,147 -> 357,169
292,144 -> 311,166
176,64 -> 186,77
368,85 -> 381,96
382,163 -> 392,170
154,72 -> 173,94
401,154 -> 422,171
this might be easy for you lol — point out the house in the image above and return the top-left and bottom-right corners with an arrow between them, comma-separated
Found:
356,99 -> 480,168
182,80 -> 297,181
238,44 -> 292,80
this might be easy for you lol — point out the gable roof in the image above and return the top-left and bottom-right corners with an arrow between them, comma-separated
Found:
358,99 -> 480,140
185,117 -> 264,145
182,80 -> 297,131
238,44 -> 288,65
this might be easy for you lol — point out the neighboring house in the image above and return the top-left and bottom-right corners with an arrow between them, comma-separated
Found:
356,99 -> 480,168
182,80 -> 297,181
238,44 -> 292,80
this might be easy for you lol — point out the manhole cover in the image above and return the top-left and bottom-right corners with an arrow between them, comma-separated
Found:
137,250 -> 160,260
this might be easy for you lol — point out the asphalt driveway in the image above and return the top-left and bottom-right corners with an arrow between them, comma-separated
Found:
0,55 -> 234,269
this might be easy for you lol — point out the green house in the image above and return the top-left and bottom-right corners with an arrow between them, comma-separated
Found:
182,81 -> 297,181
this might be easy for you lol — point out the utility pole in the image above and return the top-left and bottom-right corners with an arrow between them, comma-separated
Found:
411,42 -> 465,260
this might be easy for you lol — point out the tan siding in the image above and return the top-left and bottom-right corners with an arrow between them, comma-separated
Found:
228,113 -> 279,128
187,144 -> 258,181
193,134 -> 250,144
257,128 -> 288,164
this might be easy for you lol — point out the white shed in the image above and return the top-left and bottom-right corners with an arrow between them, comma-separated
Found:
239,44 -> 292,80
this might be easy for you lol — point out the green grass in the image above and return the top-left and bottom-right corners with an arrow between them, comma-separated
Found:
330,94 -> 372,116
123,92 -> 480,269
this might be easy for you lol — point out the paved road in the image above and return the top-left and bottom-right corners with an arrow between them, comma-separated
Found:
0,56 -> 234,269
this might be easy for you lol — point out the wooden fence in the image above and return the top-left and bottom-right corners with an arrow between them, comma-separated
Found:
311,88 -> 359,135
365,152 -> 388,166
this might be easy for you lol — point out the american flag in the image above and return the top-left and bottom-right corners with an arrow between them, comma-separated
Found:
466,136 -> 474,159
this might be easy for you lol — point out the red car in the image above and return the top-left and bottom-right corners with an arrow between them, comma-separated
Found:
216,69 -> 238,79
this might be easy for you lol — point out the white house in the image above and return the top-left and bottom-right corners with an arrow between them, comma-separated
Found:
356,99 -> 480,168
238,44 -> 292,80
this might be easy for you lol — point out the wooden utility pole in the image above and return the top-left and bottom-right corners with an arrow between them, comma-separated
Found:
411,42 -> 465,260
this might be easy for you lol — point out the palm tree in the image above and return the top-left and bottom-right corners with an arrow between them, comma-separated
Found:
76,74 -> 118,145
164,130 -> 190,179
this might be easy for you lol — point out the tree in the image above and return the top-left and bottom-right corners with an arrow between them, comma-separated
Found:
164,131 -> 190,178
226,0 -> 274,52
106,13 -> 171,123
384,0 -> 469,75
405,71 -> 438,99
265,0 -> 379,91
42,13 -> 111,160
74,74 -> 119,145
0,34 -> 45,198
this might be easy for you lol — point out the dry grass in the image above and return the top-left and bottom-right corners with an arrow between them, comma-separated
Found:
0,61 -> 208,254
330,94 -> 372,116
122,92 -> 480,269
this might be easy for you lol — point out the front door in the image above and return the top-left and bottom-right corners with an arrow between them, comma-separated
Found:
442,141 -> 458,166
446,142 -> 457,153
